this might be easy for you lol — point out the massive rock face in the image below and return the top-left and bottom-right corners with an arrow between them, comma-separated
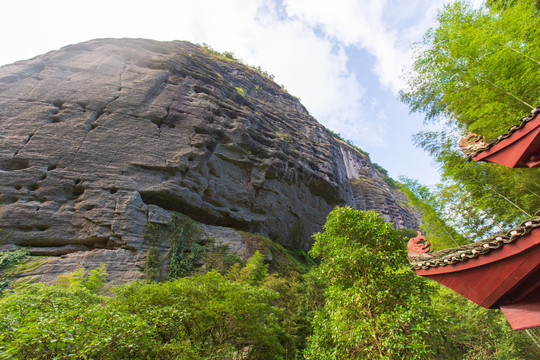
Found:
0,39 -> 419,283
339,143 -> 421,229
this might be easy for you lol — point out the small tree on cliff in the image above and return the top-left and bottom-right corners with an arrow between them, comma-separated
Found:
305,207 -> 433,359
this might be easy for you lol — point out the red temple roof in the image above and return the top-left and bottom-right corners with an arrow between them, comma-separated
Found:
459,107 -> 540,168
408,214 -> 540,330
413,107 -> 540,330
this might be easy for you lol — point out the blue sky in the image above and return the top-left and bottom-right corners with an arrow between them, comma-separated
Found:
0,0 -> 483,186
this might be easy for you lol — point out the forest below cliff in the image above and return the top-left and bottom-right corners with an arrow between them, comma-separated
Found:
0,0 -> 540,359
1,206 -> 539,359
0,207 -> 539,360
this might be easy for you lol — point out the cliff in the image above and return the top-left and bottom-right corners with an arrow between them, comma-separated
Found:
0,38 -> 420,283
339,143 -> 421,229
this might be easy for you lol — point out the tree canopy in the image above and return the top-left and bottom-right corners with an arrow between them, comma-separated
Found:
399,177 -> 469,249
402,0 -> 540,135
305,207 -> 433,359
401,0 -> 540,238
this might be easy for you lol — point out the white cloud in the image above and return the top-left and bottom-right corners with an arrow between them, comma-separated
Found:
151,0 -> 371,142
283,0 -> 446,93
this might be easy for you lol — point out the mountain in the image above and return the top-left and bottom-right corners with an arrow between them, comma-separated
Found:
0,38 -> 420,283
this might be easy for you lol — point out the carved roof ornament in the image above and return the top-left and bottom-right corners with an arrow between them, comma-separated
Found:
458,132 -> 489,157
407,231 -> 431,253
458,107 -> 540,168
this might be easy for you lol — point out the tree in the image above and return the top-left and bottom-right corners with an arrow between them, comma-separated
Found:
112,271 -> 284,359
486,0 -> 540,10
402,0 -> 540,135
305,207 -> 433,359
400,0 -> 540,238
226,250 -> 268,286
399,177 -> 469,249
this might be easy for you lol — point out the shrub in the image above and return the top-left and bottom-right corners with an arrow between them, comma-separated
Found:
143,213 -> 207,280
0,267 -> 285,359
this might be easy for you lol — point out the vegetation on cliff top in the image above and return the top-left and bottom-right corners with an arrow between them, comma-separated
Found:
201,42 -> 403,196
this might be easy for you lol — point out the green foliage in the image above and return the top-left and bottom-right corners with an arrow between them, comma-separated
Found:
55,264 -> 109,293
225,250 -> 317,356
275,131 -> 289,141
84,264 -> 108,293
221,50 -> 237,60
199,42 -> 239,61
288,219 -> 305,249
8,258 -> 50,277
486,0 -> 540,12
167,215 -> 206,279
394,227 -> 420,240
259,269 -> 325,358
326,128 -> 370,157
199,43 -> 277,82
226,250 -> 268,286
252,65 -> 276,80
55,267 -> 86,288
144,245 -> 160,280
242,251 -> 268,286
235,86 -> 245,96
0,268 -> 285,360
400,177 -> 470,249
200,241 -> 242,275
304,206 -> 539,358
0,229 -> 10,245
1,226 -> 538,358
238,231 -> 314,276
306,207 -> 434,359
143,213 -> 207,280
0,249 -> 27,273
0,283 -> 108,359
412,130 -> 540,239
325,128 -> 342,140
381,174 -> 400,189
401,0 -> 540,237
112,271 -> 285,359
170,242 -> 207,279
402,0 -> 540,134
0,266 -> 109,359
0,249 -> 29,292
227,250 -> 322,357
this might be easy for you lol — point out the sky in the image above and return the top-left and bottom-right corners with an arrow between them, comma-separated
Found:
0,0 -> 484,186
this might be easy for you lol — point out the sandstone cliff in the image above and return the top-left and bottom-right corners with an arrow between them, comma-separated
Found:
339,143 -> 421,229
0,39 -> 419,283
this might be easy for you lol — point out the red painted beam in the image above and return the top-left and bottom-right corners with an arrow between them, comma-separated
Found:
416,228 -> 540,275
500,287 -> 540,330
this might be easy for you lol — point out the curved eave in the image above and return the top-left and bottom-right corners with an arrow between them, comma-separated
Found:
413,227 -> 540,314
409,216 -> 540,270
415,227 -> 540,276
472,111 -> 540,168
